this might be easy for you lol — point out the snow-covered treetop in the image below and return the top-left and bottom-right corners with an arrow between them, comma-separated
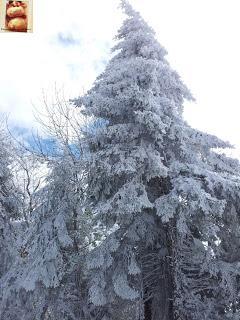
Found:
116,0 -> 168,61
120,0 -> 137,17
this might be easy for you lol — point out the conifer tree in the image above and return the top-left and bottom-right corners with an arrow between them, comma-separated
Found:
0,126 -> 24,319
0,131 -> 90,319
0,127 -> 19,279
74,1 -> 240,319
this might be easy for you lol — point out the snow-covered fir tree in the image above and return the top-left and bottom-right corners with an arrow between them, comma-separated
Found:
0,126 -> 24,319
0,127 -> 19,280
73,1 -> 240,319
0,142 -> 91,319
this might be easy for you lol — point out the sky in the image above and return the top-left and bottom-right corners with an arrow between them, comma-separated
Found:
0,0 -> 239,158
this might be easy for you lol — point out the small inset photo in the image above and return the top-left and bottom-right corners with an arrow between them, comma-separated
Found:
0,0 -> 33,33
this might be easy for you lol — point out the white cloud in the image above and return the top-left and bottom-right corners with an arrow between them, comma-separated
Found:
0,0 -> 239,157
0,0 -> 122,126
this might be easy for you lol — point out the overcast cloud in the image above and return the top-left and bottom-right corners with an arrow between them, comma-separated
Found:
0,0 -> 239,158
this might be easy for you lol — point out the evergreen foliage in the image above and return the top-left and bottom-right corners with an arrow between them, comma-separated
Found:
0,128 -> 19,279
73,1 -> 240,318
0,132 -> 90,319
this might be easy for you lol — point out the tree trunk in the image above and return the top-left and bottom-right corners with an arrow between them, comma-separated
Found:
142,222 -> 175,320
144,297 -> 152,320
